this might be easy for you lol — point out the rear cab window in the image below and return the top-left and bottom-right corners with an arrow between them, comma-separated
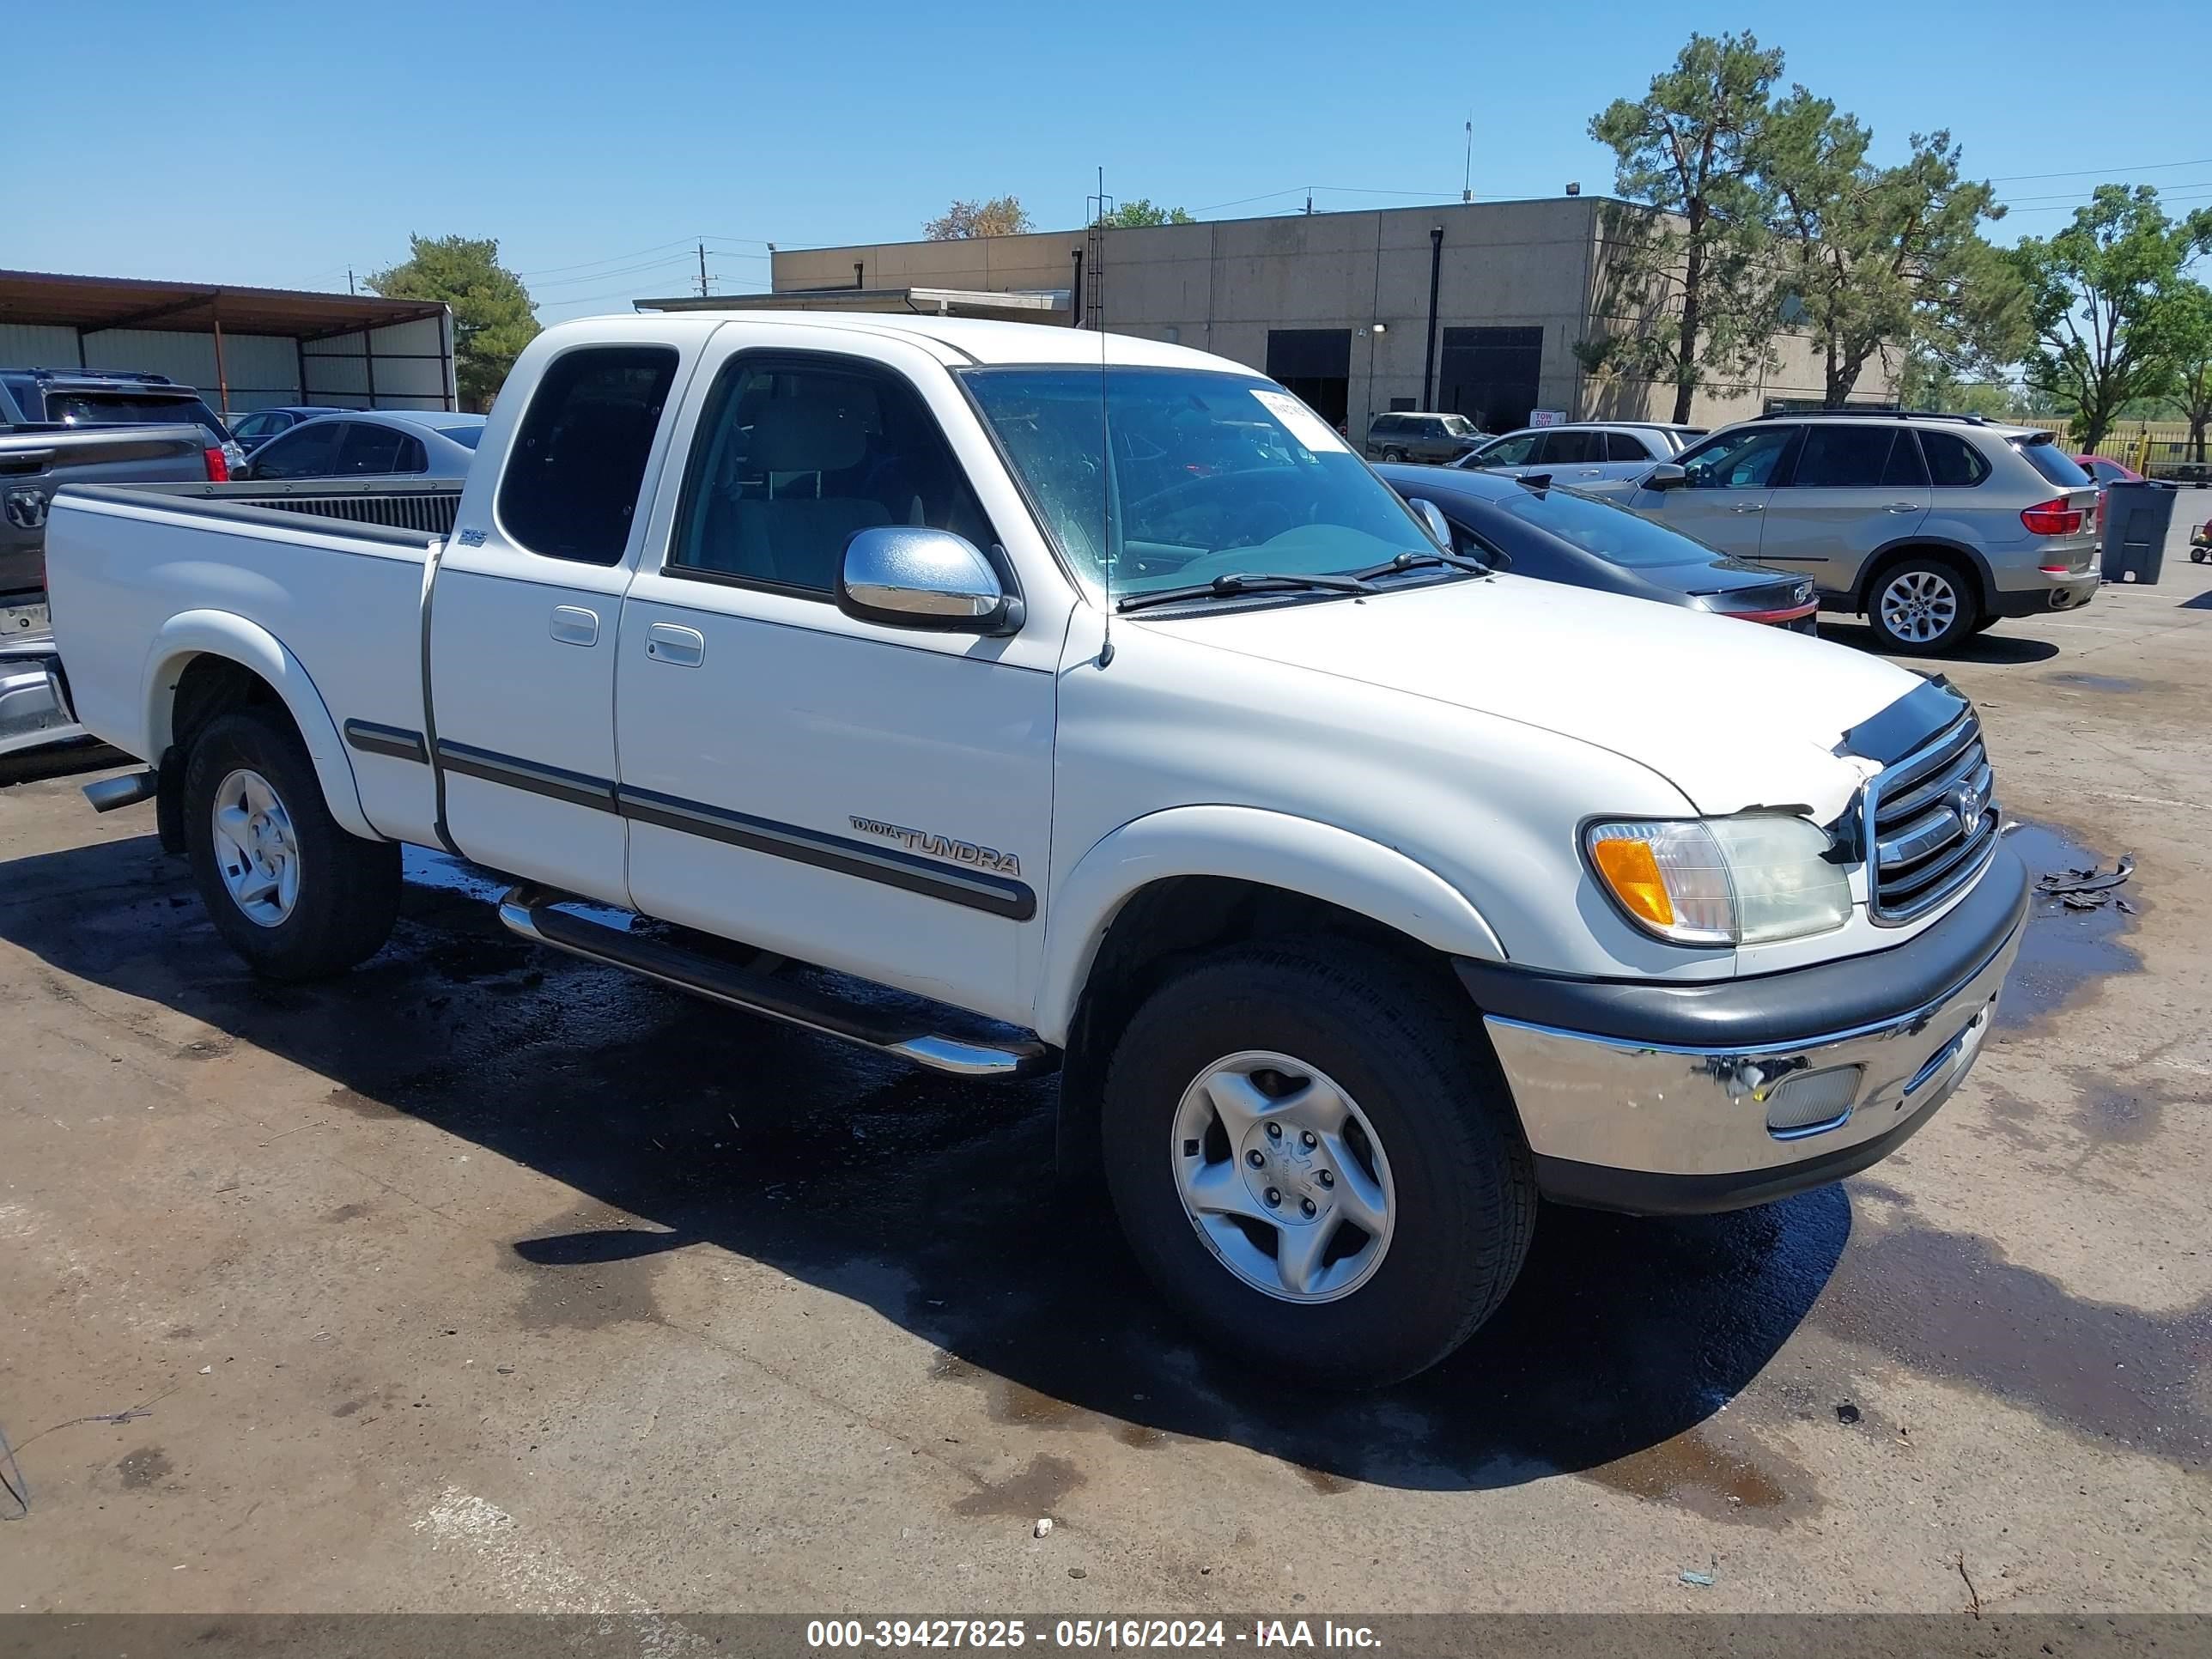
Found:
497,346 -> 679,564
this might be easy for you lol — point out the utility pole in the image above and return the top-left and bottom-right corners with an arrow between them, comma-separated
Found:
1304,186 -> 1314,216
347,269 -> 356,295
1462,118 -> 1474,203
697,242 -> 711,299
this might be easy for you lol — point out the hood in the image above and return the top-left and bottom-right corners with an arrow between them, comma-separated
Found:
1139,573 -> 1922,819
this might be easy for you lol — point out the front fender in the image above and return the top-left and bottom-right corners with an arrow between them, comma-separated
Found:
142,611 -> 376,841
1035,805 -> 1506,1045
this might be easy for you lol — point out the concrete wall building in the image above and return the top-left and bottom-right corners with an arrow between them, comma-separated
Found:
750,198 -> 1893,435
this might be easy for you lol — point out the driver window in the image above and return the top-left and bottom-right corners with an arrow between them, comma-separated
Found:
1680,426 -> 1797,489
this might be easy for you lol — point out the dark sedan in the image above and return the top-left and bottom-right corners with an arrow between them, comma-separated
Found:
1378,461 -> 1819,632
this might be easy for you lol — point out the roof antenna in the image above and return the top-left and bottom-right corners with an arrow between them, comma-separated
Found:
1093,165 -> 1115,668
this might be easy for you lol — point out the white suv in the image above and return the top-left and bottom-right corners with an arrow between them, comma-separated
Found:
1618,412 -> 2100,654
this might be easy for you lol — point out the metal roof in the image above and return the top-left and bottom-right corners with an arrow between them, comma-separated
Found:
0,269 -> 448,341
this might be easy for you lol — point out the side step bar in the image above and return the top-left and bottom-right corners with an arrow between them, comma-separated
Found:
496,885 -> 1057,1079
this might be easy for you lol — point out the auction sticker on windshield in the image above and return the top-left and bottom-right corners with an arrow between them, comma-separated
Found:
1250,389 -> 1347,454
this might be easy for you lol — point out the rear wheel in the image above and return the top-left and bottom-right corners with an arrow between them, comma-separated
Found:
1382,447 -> 1407,463
185,708 -> 400,979
1100,945 -> 1535,1389
1868,557 -> 1979,656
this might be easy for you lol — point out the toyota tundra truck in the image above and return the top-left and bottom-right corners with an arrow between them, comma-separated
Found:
43,313 -> 2027,1387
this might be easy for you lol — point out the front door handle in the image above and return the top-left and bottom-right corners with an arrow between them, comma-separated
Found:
645,623 -> 705,666
1730,501 -> 1765,514
549,605 -> 599,647
1886,501 -> 1922,513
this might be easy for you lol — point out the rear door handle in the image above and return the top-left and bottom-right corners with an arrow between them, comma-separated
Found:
1730,502 -> 1765,514
549,605 -> 599,646
645,623 -> 705,666
1886,501 -> 1922,513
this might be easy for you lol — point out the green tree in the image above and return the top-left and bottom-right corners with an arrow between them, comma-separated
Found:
2009,185 -> 2212,453
1758,99 -> 2022,407
1097,198 -> 1194,228
2164,280 -> 2212,463
1583,30 -> 1784,423
922,196 -> 1033,240
366,234 -> 538,411
1896,350 -> 2025,420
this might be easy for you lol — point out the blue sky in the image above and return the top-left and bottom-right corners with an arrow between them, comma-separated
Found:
15,0 -> 2209,321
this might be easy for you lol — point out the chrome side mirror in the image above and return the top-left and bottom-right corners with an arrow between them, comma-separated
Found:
1644,463 -> 1688,490
1405,497 -> 1453,550
836,526 -> 1021,635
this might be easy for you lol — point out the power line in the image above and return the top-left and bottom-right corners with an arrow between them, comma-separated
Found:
1989,155 -> 2212,184
514,237 -> 702,278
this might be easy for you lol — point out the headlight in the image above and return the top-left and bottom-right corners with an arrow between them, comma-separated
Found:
1585,815 -> 1850,946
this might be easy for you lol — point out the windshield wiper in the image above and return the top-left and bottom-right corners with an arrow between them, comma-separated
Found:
1115,571 -> 1376,613
1352,548 -> 1490,581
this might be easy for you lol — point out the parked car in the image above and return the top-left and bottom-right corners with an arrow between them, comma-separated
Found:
1364,410 -> 1486,464
2073,454 -> 2144,489
228,406 -> 338,455
1377,462 -> 1817,631
1455,421 -> 1705,488
1,368 -> 240,473
1617,411 -> 2100,655
3,375 -> 225,755
240,410 -> 486,481
49,312 -> 2026,1389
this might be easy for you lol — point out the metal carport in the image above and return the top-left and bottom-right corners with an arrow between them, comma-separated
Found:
0,270 -> 457,416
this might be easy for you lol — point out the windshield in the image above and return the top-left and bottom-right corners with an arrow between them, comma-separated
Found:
46,392 -> 230,443
1485,482 -> 1723,567
1440,414 -> 1478,436
963,366 -> 1435,602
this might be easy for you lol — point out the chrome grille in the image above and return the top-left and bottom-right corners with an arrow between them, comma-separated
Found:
1865,708 -> 1999,925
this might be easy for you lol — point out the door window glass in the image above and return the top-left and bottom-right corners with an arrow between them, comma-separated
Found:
672,356 -> 994,596
1789,424 -> 1896,488
1540,429 -> 1599,464
1679,426 -> 1796,489
337,422 -> 406,475
1475,432 -> 1540,465
1604,430 -> 1651,461
250,419 -> 343,479
498,345 -> 679,565
1883,430 -> 1930,488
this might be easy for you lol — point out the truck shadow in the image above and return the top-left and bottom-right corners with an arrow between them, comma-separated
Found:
0,834 -> 1848,1494
1815,620 -> 2061,665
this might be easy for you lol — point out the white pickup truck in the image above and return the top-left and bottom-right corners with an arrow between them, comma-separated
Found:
46,313 -> 2027,1387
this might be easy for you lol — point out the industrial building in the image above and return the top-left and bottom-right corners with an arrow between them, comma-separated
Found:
647,197 -> 1887,435
0,269 -> 457,416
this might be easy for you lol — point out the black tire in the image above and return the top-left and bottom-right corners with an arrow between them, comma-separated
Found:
1865,556 -> 1980,656
1100,944 -> 1535,1389
2191,546 -> 2207,563
184,707 -> 401,980
1382,447 -> 1407,463
1971,615 -> 2002,635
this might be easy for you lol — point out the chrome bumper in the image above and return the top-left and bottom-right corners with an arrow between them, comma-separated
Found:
1485,908 -> 2023,1213
0,646 -> 82,758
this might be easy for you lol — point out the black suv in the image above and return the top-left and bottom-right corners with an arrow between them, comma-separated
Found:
0,368 -> 234,456
1364,410 -> 1486,465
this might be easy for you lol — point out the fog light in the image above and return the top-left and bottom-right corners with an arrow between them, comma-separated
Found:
1763,1065 -> 1863,1136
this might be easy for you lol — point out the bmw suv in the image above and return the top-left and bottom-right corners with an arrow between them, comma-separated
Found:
1616,411 -> 2100,655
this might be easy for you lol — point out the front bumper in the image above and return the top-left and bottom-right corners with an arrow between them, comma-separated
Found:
1459,847 -> 2029,1215
0,644 -> 83,758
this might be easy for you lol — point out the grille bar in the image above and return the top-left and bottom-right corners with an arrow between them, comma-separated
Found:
1866,708 -> 1999,924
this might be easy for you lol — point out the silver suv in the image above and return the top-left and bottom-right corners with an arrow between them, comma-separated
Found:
1617,412 -> 2100,655
1455,421 -> 1705,485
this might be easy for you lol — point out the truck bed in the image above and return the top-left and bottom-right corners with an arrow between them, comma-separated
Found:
45,479 -> 456,846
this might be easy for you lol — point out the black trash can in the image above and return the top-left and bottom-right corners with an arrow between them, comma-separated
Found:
2101,482 -> 2176,585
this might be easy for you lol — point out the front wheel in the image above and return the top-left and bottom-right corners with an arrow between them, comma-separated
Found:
1867,558 -> 1979,655
1382,447 -> 1407,463
1100,945 -> 1535,1389
2191,545 -> 2208,563
184,707 -> 401,979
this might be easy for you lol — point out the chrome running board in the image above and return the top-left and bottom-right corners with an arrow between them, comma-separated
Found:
495,884 -> 1056,1079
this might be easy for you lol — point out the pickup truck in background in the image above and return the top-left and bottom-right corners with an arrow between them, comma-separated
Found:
46,313 -> 2027,1387
2,374 -> 227,755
